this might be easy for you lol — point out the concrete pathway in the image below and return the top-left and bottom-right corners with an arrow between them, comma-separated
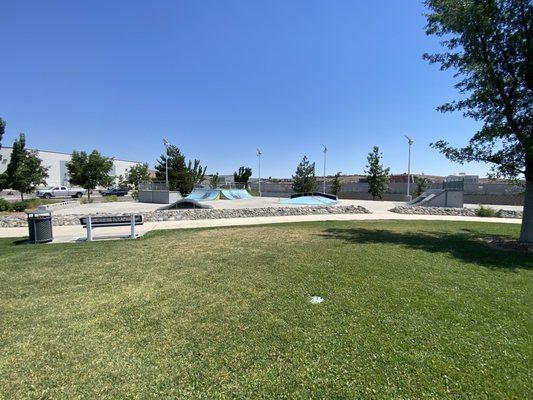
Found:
48,198 -> 525,215
0,210 -> 521,243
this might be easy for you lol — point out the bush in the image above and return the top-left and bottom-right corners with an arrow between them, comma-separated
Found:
0,198 -> 55,212
7,198 -> 53,212
476,205 -> 497,217
11,201 -> 27,212
81,198 -> 94,204
0,198 -> 12,212
103,195 -> 118,202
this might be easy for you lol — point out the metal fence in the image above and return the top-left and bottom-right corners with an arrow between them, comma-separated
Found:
139,181 -> 168,191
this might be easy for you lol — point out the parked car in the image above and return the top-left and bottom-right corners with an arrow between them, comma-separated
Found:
36,186 -> 87,199
102,187 -> 128,197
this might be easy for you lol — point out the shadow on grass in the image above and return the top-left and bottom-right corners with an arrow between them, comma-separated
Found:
12,238 -> 29,246
320,228 -> 532,270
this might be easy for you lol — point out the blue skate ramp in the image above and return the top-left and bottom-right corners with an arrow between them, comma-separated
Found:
221,189 -> 253,199
185,188 -> 220,201
233,189 -> 254,199
220,189 -> 238,199
281,195 -> 337,206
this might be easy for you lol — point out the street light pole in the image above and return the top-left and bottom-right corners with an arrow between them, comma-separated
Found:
404,135 -> 413,201
322,144 -> 327,194
256,148 -> 262,197
163,139 -> 169,188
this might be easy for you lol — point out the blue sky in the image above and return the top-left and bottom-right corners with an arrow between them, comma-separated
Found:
1,0 -> 487,178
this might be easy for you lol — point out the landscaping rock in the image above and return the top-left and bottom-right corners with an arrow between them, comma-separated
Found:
390,205 -> 522,219
0,205 -> 371,228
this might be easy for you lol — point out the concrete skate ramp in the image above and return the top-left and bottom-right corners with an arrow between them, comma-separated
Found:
185,188 -> 220,201
220,189 -> 254,199
220,189 -> 238,199
290,192 -> 338,201
407,189 -> 456,207
233,189 -> 254,199
281,195 -> 338,206
159,199 -> 213,210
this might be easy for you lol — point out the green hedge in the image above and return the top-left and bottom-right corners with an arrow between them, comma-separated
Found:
0,198 -> 54,212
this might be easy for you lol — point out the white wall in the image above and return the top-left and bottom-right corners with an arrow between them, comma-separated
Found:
0,147 -> 143,188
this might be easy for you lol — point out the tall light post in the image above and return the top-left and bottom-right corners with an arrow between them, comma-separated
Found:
322,144 -> 327,193
256,148 -> 262,197
404,135 -> 413,201
163,139 -> 170,188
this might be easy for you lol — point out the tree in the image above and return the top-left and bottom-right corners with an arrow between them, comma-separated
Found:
127,163 -> 151,190
424,0 -> 533,243
0,117 -> 5,150
154,145 -> 206,194
116,175 -> 129,190
331,172 -> 342,196
4,133 -> 49,200
234,166 -> 252,187
0,118 -> 5,188
365,146 -> 390,200
292,156 -> 318,193
66,150 -> 113,200
187,159 -> 207,190
414,175 -> 431,197
210,173 -> 220,189
0,173 -> 7,192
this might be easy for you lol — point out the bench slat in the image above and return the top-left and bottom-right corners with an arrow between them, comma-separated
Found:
80,215 -> 143,227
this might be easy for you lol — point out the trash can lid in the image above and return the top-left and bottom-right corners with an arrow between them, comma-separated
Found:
26,210 -> 52,217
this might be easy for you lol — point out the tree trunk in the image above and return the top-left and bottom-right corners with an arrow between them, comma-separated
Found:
20,192 -> 24,201
519,157 -> 533,244
87,189 -> 91,201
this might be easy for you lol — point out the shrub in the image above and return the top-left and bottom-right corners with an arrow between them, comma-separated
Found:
0,198 -> 54,212
476,205 -> 497,217
103,195 -> 118,202
80,198 -> 94,204
0,198 -> 12,212
23,198 -> 53,209
11,201 -> 27,212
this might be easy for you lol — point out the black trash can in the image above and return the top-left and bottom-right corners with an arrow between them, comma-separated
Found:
26,211 -> 53,243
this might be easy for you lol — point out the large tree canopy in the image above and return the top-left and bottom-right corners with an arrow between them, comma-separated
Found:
154,145 -> 206,194
66,150 -> 113,200
127,163 -> 151,190
365,146 -> 390,200
233,166 -> 252,187
292,156 -> 318,193
424,0 -> 532,243
3,133 -> 49,199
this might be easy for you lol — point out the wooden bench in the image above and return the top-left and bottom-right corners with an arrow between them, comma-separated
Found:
80,215 -> 143,241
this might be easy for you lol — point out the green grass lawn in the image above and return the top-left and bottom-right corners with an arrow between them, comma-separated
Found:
1,221 -> 531,399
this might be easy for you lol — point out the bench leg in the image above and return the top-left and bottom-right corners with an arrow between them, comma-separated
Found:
130,214 -> 135,239
87,216 -> 93,241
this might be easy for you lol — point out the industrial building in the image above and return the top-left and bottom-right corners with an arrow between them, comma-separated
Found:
0,147 -> 143,188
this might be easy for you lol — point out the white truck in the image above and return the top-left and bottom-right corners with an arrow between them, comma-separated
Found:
36,186 -> 87,199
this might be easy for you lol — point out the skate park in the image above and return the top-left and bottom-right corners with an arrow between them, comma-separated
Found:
406,180 -> 465,208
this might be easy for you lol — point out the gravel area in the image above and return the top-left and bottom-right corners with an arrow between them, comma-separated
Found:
390,205 -> 522,219
0,205 -> 371,228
